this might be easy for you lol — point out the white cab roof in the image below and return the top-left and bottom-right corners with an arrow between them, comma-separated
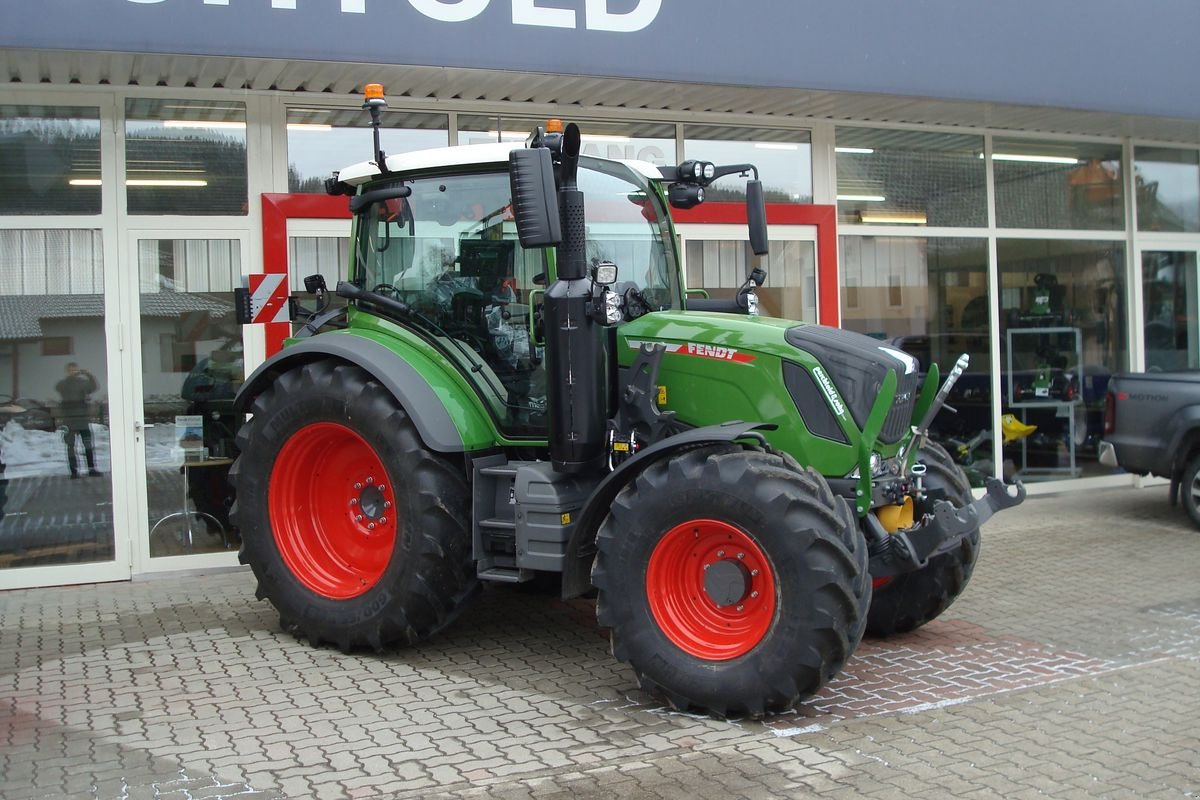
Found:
336,142 -> 664,186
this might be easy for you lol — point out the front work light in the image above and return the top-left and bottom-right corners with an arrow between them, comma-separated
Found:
669,183 -> 705,209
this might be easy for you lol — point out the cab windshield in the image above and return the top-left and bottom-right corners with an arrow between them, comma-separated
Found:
353,158 -> 675,437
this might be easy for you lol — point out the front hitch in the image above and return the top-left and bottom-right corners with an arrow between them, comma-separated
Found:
868,478 -> 1026,577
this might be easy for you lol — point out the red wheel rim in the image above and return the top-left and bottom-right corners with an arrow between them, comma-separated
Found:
646,519 -> 776,661
268,422 -> 396,599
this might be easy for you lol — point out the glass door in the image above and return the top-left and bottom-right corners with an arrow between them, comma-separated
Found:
677,224 -> 819,322
1141,249 -> 1200,371
128,231 -> 248,572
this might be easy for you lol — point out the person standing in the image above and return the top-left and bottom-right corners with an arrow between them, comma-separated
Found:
56,363 -> 100,478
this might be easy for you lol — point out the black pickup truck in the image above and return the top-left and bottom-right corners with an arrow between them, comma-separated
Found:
1101,370 -> 1200,528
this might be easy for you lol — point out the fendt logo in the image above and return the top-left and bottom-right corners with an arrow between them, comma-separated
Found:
126,0 -> 663,32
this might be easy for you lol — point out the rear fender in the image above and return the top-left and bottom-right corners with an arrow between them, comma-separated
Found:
235,335 -> 467,453
559,421 -> 776,599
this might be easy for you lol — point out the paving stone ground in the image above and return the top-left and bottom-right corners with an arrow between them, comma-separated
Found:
2,484 -> 1198,799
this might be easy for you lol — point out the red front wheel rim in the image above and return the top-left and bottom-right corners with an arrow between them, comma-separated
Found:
268,422 -> 397,599
646,519 -> 777,661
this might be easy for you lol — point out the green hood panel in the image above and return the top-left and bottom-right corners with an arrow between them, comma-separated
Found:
617,311 -> 901,475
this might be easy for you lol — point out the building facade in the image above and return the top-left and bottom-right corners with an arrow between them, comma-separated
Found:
1,0 -> 1199,589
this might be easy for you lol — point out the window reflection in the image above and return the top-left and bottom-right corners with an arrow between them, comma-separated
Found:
1142,251 -> 1199,371
0,229 -> 115,568
286,108 -> 448,193
685,239 -> 816,322
836,128 -> 986,227
684,126 -> 812,203
0,105 -> 101,215
993,138 -> 1123,230
457,115 -> 675,166
125,99 -> 248,216
1135,147 -> 1200,233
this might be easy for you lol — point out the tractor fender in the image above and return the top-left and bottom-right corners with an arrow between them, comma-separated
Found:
235,336 -> 464,453
560,421 -> 776,599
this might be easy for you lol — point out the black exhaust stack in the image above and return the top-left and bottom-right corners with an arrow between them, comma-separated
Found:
544,124 -> 607,474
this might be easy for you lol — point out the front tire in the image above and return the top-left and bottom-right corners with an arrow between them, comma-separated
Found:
593,446 -> 869,718
866,440 -> 980,637
231,361 -> 476,651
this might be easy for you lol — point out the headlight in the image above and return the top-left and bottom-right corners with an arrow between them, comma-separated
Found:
846,452 -> 884,480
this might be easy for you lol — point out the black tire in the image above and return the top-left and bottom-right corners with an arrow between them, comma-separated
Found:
1179,453 -> 1200,530
593,445 -> 870,718
865,440 -> 980,637
230,361 -> 476,651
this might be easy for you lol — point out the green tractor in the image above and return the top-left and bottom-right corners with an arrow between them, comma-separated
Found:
231,89 -> 1024,718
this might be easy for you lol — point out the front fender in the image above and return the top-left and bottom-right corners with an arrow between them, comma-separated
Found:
235,334 -> 468,453
559,421 -> 776,599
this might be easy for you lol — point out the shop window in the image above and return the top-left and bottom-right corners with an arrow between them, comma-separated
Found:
1142,251 -> 1198,371
458,114 -> 675,167
993,138 -> 1124,231
997,239 -> 1127,480
286,108 -> 448,193
836,128 -> 986,227
0,105 -> 102,215
683,126 -> 812,204
1134,147 -> 1200,233
125,99 -> 248,216
840,236 -> 995,485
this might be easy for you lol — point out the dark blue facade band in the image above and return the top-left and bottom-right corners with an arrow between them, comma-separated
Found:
2,1 -> 1198,121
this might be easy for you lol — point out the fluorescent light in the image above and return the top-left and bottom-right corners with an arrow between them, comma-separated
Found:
837,194 -> 886,202
987,153 -> 1080,165
70,179 -> 210,187
128,179 -> 209,187
287,123 -> 333,132
163,120 -> 246,130
835,147 -> 875,154
755,143 -> 800,151
859,211 -> 928,225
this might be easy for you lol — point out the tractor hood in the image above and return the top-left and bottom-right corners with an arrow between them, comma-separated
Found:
616,311 -> 923,464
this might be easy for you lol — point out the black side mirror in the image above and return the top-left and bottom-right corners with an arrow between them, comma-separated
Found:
509,148 -> 562,248
746,180 -> 769,256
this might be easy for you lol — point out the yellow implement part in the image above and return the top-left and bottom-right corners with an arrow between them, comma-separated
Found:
1001,413 -> 1037,444
876,497 -> 914,532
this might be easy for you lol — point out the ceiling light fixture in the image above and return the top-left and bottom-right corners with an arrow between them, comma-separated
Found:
835,147 -> 875,154
986,153 -> 1080,165
163,120 -> 247,130
858,211 -> 928,225
286,123 -> 334,132
837,194 -> 886,202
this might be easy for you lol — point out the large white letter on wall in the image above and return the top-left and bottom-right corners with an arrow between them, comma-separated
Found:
512,0 -> 575,28
408,0 -> 489,22
585,0 -> 661,32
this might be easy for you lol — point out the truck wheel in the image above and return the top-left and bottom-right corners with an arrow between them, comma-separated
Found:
1179,454 -> 1200,529
593,446 -> 869,718
231,361 -> 476,651
866,440 -> 979,637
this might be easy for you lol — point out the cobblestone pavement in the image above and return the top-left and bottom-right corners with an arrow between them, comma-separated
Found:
1,484 -> 1198,799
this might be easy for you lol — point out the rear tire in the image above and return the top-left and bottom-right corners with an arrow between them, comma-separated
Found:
231,361 -> 476,651
593,446 -> 869,718
1179,453 -> 1200,530
866,440 -> 980,637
